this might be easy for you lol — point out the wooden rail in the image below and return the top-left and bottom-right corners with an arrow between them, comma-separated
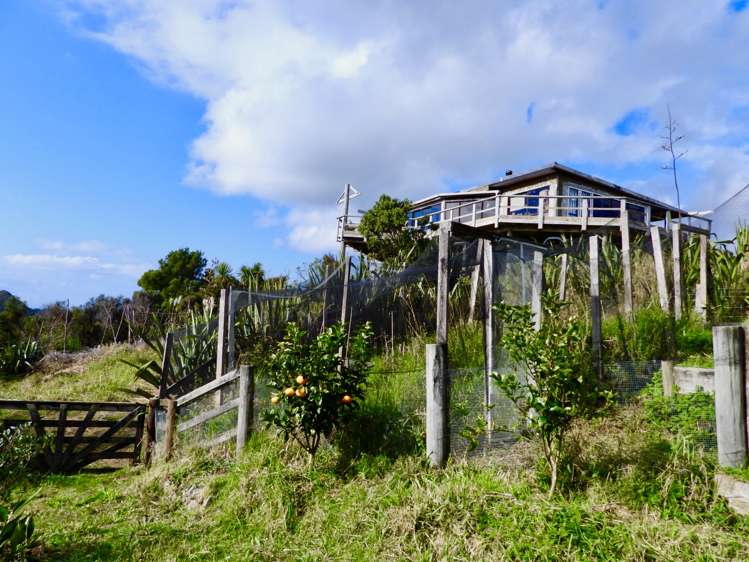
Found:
0,400 -> 145,473
161,365 -> 254,460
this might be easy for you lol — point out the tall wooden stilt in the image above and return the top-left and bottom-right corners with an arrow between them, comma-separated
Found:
620,210 -> 633,316
482,238 -> 494,431
672,223 -> 682,320
531,250 -> 544,331
589,235 -> 602,379
696,233 -> 708,319
558,253 -> 568,302
650,226 -> 670,313
468,239 -> 485,323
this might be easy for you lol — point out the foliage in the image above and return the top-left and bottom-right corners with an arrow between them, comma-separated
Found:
138,248 -> 207,309
122,310 -> 216,399
0,340 -> 42,376
0,493 -> 38,561
358,195 -> 427,268
493,296 -> 610,494
0,425 -> 44,495
262,322 -> 374,460
0,296 -> 29,349
641,372 -> 716,450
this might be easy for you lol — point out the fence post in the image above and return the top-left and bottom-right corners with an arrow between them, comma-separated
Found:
661,360 -> 674,398
713,325 -> 747,468
340,256 -> 352,326
163,398 -> 177,462
216,288 -> 229,379
227,287 -> 236,370
426,343 -> 449,467
620,210 -> 633,316
143,398 -> 158,466
531,250 -> 544,331
436,223 -> 450,345
589,235 -> 602,378
236,365 -> 254,457
672,223 -> 682,320
158,333 -> 174,399
650,226 -> 670,313
482,238 -> 494,431
468,239 -> 484,323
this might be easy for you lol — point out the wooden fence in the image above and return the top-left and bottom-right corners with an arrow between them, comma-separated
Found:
150,365 -> 254,461
0,400 -> 145,473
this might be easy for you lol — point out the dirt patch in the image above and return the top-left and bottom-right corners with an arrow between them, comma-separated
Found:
34,343 -> 145,377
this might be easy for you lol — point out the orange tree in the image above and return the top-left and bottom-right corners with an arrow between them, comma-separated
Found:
262,321 -> 373,461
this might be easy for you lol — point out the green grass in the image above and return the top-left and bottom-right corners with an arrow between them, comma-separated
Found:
676,353 -> 714,369
0,345 -> 155,402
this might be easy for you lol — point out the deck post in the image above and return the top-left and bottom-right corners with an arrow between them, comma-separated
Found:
468,239 -> 485,323
620,210 -> 633,316
537,196 -> 544,229
672,223 -> 683,320
589,235 -> 602,379
482,238 -> 495,431
650,226 -> 670,313
558,253 -> 568,302
582,199 -> 589,231
437,223 -> 450,345
713,325 -> 747,468
236,365 -> 254,457
696,234 -> 709,319
494,193 -> 500,227
531,250 -> 544,331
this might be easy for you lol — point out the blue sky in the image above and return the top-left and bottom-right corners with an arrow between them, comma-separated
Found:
2,1 -> 749,307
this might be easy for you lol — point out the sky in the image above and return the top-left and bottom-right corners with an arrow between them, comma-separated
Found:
1,0 -> 749,307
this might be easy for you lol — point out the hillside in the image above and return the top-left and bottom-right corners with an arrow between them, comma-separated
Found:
5,347 -> 749,561
0,289 -> 33,314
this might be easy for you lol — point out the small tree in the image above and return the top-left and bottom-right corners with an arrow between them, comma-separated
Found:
493,297 -> 610,495
358,195 -> 427,268
263,322 -> 373,461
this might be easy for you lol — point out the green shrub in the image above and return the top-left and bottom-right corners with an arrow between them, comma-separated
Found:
0,425 -> 45,495
0,494 -> 38,561
262,322 -> 374,461
0,340 -> 42,376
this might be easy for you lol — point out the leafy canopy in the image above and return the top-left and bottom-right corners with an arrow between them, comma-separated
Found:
138,248 -> 207,308
493,296 -> 610,495
262,322 -> 373,460
358,195 -> 426,267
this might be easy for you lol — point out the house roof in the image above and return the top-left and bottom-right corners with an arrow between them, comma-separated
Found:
412,162 -> 685,215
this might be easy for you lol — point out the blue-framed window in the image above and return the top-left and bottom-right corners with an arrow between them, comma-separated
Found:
509,187 -> 548,216
408,204 -> 441,227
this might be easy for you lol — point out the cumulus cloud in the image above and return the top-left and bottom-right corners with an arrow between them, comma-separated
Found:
37,239 -> 109,253
61,0 -> 749,251
1,253 -> 147,277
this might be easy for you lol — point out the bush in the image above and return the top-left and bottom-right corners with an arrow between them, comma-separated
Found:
0,340 -> 42,376
0,425 -> 45,495
0,494 -> 38,561
262,322 -> 374,461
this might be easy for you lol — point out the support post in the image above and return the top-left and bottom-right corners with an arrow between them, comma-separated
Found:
143,397 -> 157,466
620,210 -> 633,316
713,325 -> 747,468
672,223 -> 682,320
482,239 -> 494,430
236,365 -> 254,457
650,226 -> 670,313
468,239 -> 485,323
216,288 -> 229,379
339,256 -> 352,326
426,343 -> 449,467
661,360 -> 674,398
163,398 -> 177,461
339,183 -> 351,263
589,235 -> 602,378
558,253 -> 568,302
436,224 -> 450,345
531,250 -> 544,331
696,233 -> 708,319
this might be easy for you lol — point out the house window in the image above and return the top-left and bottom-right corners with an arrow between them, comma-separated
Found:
408,204 -> 441,227
509,186 -> 549,216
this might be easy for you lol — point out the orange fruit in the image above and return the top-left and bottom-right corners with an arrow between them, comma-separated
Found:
295,387 -> 307,398
283,387 -> 295,397
341,395 -> 353,404
296,375 -> 307,385
271,395 -> 280,405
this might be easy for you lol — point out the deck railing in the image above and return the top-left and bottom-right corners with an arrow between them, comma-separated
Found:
337,192 -> 711,241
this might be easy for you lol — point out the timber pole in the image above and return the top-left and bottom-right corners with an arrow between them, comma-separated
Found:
650,226 -> 670,313
672,223 -> 682,320
482,238 -> 494,431
713,325 -> 747,468
589,235 -> 602,379
620,210 -> 633,316
531,250 -> 544,331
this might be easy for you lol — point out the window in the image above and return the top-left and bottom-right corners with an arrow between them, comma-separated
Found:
509,186 -> 549,216
408,204 -> 441,227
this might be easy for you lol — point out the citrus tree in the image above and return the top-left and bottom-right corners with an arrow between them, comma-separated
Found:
493,297 -> 610,495
263,322 -> 373,461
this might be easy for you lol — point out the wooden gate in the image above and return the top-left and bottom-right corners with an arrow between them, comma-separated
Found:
0,400 -> 145,473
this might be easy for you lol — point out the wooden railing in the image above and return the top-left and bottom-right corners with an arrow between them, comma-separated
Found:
0,400 -> 145,473
337,193 -> 711,240
159,365 -> 254,460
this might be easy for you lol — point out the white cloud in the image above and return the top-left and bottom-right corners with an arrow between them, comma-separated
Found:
37,239 -> 109,253
1,253 -> 147,277
61,0 -> 749,241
